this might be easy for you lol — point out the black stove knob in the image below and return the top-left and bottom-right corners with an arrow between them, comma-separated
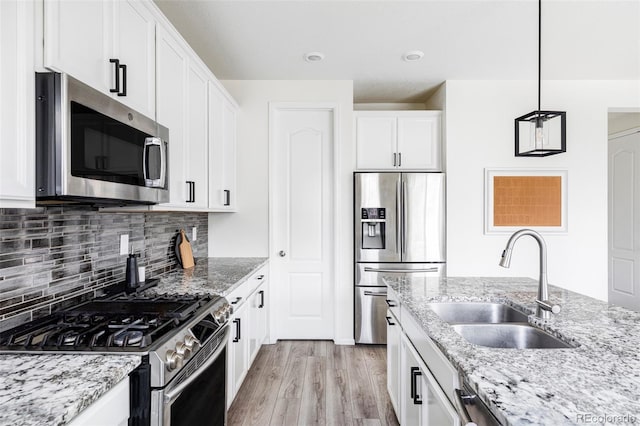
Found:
166,350 -> 184,371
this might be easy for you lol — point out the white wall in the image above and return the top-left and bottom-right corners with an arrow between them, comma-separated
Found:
445,80 -> 640,301
208,80 -> 355,344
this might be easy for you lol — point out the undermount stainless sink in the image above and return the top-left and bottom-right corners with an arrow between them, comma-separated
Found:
426,302 -> 529,324
451,323 -> 574,349
427,302 -> 574,349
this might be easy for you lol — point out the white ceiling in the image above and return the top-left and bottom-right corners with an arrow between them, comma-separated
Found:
154,0 -> 640,103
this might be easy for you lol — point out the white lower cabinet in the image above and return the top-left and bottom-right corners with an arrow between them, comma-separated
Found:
249,278 -> 268,364
69,377 -> 129,426
386,309 -> 401,416
226,265 -> 270,408
227,299 -> 248,408
400,334 -> 459,425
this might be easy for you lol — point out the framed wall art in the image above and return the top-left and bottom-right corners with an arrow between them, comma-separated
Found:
484,168 -> 568,234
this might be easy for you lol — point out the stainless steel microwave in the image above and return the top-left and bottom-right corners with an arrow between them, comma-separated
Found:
35,72 -> 169,205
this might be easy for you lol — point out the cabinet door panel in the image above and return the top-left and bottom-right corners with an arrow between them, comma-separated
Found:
356,115 -> 397,169
156,27 -> 187,207
227,302 -> 248,408
113,0 -> 155,118
397,115 -> 441,170
186,61 -> 209,209
0,0 -> 35,207
208,86 -> 237,211
44,0 -> 110,93
386,309 -> 400,416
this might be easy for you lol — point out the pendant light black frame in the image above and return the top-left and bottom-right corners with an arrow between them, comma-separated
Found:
515,0 -> 566,157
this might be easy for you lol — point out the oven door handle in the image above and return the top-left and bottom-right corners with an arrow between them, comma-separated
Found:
163,327 -> 229,404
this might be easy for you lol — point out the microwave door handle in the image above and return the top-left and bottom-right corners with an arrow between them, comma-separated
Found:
159,139 -> 167,188
163,327 -> 229,404
143,138 -> 165,188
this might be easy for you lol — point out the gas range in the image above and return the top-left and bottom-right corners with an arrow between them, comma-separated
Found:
0,289 -> 232,388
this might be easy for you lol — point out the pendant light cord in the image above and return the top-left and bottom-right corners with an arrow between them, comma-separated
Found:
538,0 -> 542,113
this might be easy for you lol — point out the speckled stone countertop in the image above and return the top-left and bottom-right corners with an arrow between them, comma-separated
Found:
0,257 -> 266,425
385,276 -> 640,425
0,354 -> 140,426
145,257 -> 269,297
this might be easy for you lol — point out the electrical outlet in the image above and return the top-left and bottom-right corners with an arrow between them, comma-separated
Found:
192,227 -> 197,241
120,234 -> 129,255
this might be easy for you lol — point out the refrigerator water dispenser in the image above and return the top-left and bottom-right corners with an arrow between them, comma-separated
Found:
361,208 -> 385,249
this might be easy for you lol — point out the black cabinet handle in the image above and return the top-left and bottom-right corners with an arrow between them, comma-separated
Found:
393,153 -> 397,167
186,181 -> 195,203
410,367 -> 423,405
109,59 -> 120,93
118,63 -> 127,96
224,189 -> 231,206
232,318 -> 241,342
385,299 -> 397,307
257,275 -> 264,280
231,297 -> 242,305
258,290 -> 264,308
398,152 -> 402,167
385,316 -> 395,326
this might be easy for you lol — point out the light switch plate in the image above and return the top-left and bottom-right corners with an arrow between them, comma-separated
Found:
120,234 -> 129,255
192,227 -> 197,241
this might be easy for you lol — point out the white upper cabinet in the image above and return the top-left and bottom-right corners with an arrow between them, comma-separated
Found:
112,0 -> 156,118
355,115 -> 397,170
185,60 -> 210,209
355,111 -> 442,171
44,0 -> 156,118
208,83 -> 238,211
155,25 -> 188,208
0,0 -> 35,208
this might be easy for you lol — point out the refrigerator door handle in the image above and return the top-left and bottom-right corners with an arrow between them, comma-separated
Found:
402,179 -> 408,256
364,267 -> 439,273
396,179 -> 401,255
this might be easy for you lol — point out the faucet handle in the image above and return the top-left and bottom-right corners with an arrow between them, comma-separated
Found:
536,299 -> 561,315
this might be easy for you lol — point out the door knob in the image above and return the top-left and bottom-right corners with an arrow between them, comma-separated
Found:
278,250 -> 286,257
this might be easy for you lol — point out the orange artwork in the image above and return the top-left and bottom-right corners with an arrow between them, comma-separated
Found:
493,176 -> 562,226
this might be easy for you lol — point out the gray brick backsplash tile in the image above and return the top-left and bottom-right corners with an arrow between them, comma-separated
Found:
0,206 -> 207,330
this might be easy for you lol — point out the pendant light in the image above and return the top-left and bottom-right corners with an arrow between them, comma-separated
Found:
515,0 -> 566,157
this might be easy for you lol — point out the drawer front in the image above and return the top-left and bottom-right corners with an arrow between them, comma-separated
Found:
386,286 -> 401,320
246,264 -> 268,296
401,305 -> 459,403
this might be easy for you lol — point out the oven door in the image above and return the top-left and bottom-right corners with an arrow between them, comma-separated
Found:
152,327 -> 228,426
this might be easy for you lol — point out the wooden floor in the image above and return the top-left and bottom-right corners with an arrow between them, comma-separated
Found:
228,341 -> 400,426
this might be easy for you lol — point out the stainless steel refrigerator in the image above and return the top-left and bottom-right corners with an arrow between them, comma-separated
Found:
354,172 -> 445,344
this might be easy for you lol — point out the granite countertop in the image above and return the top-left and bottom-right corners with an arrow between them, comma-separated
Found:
0,257 -> 267,426
146,257 -> 269,297
385,276 -> 640,425
0,354 -> 140,426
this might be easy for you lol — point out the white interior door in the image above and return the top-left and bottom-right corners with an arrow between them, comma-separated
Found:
609,128 -> 640,311
271,105 -> 335,339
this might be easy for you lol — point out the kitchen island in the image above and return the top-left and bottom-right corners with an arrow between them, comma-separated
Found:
385,275 -> 640,425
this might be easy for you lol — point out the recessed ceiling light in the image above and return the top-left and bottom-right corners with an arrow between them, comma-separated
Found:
304,52 -> 325,62
403,50 -> 424,62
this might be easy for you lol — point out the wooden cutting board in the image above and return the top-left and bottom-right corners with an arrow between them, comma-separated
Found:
178,229 -> 195,269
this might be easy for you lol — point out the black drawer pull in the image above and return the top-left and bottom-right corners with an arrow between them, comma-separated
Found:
258,290 -> 265,308
231,297 -> 242,305
385,316 -> 395,326
385,299 -> 397,307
